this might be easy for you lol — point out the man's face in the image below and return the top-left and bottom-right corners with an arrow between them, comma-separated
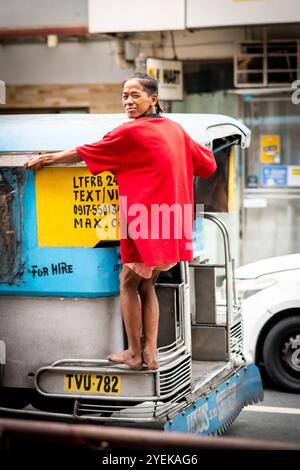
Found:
122,79 -> 157,119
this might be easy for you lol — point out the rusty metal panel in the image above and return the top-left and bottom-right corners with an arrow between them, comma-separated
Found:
0,168 -> 24,285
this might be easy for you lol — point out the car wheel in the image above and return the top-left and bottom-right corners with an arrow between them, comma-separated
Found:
263,316 -> 300,393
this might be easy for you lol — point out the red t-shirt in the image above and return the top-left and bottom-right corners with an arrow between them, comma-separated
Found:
76,116 -> 216,266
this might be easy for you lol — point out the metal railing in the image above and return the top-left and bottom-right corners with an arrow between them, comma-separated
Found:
190,213 -> 238,363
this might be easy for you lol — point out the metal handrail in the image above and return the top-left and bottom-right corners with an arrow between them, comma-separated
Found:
192,213 -> 234,362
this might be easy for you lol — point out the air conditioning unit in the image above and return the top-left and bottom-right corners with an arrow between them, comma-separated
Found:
234,40 -> 299,88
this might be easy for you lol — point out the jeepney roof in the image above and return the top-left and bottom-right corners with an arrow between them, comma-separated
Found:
0,113 -> 250,154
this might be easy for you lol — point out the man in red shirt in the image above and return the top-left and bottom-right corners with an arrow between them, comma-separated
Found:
25,73 -> 216,370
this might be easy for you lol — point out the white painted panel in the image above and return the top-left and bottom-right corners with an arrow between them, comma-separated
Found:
244,198 -> 267,208
0,0 -> 87,28
0,42 -> 133,85
89,0 -> 185,32
187,0 -> 300,28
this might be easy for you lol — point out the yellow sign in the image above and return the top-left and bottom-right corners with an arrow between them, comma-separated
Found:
228,146 -> 237,212
260,135 -> 281,163
64,373 -> 120,395
288,166 -> 300,187
35,167 -> 119,247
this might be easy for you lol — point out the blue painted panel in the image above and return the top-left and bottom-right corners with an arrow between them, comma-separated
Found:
261,165 -> 288,187
164,364 -> 263,435
0,168 -> 120,297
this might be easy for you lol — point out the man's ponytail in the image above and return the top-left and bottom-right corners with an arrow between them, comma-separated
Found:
155,101 -> 163,115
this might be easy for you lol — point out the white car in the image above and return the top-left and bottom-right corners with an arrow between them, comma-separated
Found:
235,253 -> 300,393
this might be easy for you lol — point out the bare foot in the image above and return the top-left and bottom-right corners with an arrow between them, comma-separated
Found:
143,348 -> 159,370
107,349 -> 143,369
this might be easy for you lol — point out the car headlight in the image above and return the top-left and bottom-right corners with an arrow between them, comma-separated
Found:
235,277 -> 278,300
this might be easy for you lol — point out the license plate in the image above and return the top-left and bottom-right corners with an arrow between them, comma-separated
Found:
64,373 -> 120,395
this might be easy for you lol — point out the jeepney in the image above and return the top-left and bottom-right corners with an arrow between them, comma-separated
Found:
0,113 -> 263,434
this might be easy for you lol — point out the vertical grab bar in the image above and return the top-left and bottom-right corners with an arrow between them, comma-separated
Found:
202,213 -> 234,362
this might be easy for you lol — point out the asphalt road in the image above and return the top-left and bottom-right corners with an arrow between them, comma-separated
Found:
225,385 -> 300,444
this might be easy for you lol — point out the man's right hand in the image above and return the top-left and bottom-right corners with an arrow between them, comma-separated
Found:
24,154 -> 50,171
24,149 -> 81,170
